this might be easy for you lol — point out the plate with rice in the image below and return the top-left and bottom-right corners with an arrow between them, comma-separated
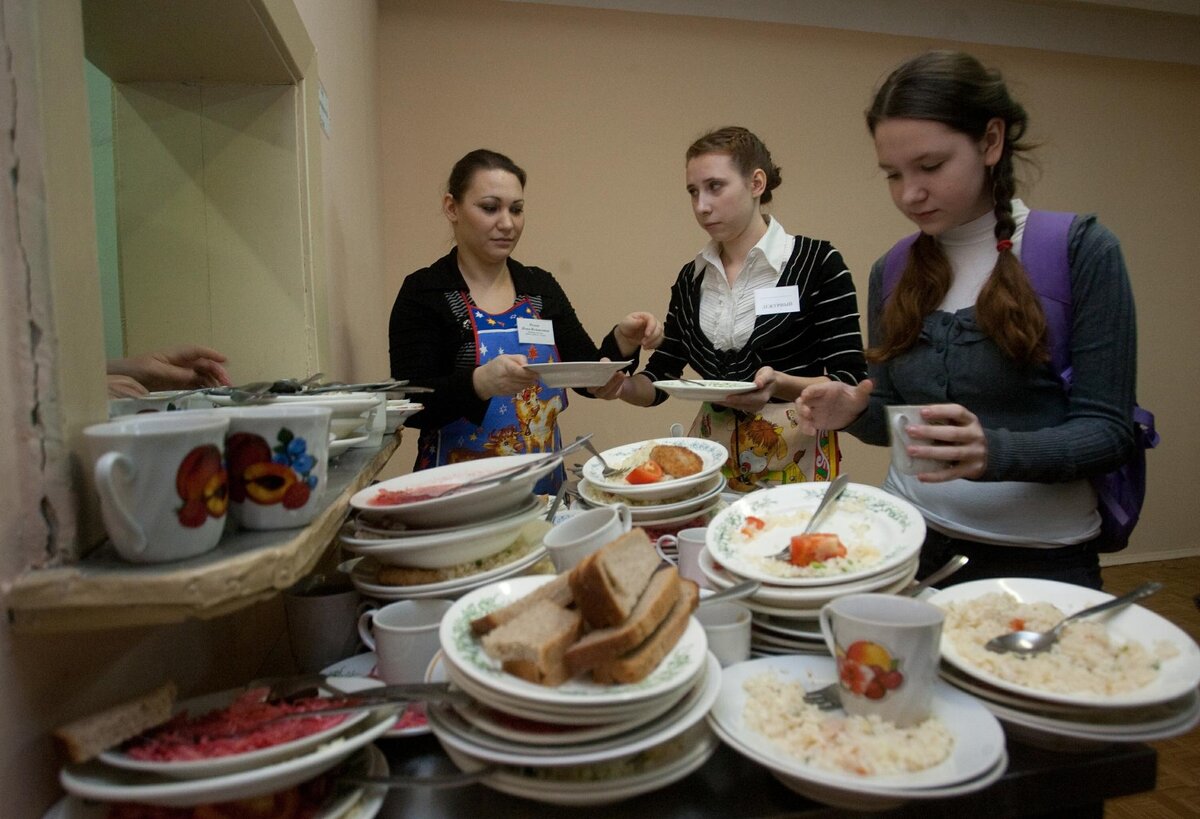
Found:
930,578 -> 1200,708
707,655 -> 1005,792
580,437 -> 727,500
705,483 -> 925,586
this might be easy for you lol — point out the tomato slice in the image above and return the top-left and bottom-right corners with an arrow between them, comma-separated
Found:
626,461 -> 664,484
788,533 -> 847,567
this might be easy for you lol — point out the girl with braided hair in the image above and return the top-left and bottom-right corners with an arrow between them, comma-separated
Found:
597,126 -> 868,491
796,51 -> 1138,588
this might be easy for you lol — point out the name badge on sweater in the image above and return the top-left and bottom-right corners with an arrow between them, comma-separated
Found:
517,318 -> 555,345
754,285 -> 800,316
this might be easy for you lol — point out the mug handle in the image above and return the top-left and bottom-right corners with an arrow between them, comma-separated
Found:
818,603 -> 840,660
356,607 -> 378,651
93,451 -> 148,558
655,535 -> 678,566
615,502 -> 633,533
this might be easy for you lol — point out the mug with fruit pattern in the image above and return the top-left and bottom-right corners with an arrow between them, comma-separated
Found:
221,405 -> 332,530
818,593 -> 944,727
85,412 -> 231,563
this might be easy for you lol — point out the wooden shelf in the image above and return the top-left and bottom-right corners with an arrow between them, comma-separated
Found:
4,433 -> 401,633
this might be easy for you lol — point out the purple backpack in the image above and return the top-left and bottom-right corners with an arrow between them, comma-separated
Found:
882,210 -> 1158,552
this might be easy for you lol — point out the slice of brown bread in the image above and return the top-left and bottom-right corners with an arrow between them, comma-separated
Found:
592,579 -> 699,685
470,573 -> 574,635
54,681 -> 178,763
481,599 -> 583,687
568,528 -> 661,629
563,565 -> 680,676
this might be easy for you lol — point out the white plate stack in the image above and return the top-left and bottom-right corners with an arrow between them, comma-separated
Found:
576,437 -> 729,540
708,655 -> 1008,811
427,576 -> 721,805
340,455 -> 562,600
56,681 -> 395,814
929,578 -> 1200,751
699,483 -> 926,656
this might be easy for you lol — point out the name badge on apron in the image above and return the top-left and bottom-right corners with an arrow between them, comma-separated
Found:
753,285 -> 800,316
517,318 -> 555,345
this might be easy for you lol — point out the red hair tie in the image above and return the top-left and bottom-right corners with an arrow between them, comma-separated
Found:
996,239 -> 1013,252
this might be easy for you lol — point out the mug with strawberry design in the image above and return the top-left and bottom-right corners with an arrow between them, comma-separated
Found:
221,404 -> 332,530
819,593 -> 944,727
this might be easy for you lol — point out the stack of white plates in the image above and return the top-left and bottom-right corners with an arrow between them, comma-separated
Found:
341,455 -> 560,599
429,575 -> 720,805
700,483 -> 925,654
57,682 -> 394,813
576,437 -> 728,534
929,578 -> 1200,750
385,398 -> 423,432
708,655 -> 1008,811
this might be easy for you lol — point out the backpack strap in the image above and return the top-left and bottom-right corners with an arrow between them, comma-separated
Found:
881,232 -> 918,304
1022,210 -> 1077,381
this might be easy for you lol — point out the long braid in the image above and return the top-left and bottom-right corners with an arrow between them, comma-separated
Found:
977,148 -> 1048,363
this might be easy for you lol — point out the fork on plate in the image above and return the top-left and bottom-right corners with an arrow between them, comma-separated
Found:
802,682 -> 842,711
580,437 -> 624,479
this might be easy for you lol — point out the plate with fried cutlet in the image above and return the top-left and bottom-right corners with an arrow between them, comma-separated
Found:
581,437 -> 726,500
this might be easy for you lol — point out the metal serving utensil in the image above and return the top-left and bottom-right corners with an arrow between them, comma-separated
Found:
984,581 -> 1163,656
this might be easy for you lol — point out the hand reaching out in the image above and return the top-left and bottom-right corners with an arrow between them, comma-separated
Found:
107,345 -> 232,392
473,354 -> 539,399
614,312 -> 664,356
795,379 -> 874,434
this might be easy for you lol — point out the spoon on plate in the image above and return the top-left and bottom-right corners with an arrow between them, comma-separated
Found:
983,581 -> 1163,656
700,579 -> 760,607
770,474 -> 849,561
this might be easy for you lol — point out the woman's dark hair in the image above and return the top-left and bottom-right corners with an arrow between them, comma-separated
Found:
686,126 -> 783,205
447,149 -> 527,201
866,51 -> 1045,365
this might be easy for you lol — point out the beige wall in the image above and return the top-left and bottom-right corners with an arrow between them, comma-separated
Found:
377,0 -> 1200,563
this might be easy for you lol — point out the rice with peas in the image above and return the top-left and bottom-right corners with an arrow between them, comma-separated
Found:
742,672 -> 953,777
940,592 -> 1178,696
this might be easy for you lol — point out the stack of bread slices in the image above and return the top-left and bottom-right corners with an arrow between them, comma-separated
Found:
470,528 -> 699,686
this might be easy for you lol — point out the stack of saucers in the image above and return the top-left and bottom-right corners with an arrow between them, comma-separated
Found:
575,437 -> 728,539
426,575 -> 720,805
708,655 -> 1008,811
339,455 -> 561,600
929,578 -> 1200,750
698,483 -> 925,656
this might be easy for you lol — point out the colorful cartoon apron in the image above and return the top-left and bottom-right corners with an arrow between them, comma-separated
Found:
416,295 -> 566,493
689,402 -> 839,493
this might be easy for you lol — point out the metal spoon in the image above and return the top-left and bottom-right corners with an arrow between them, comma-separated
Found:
770,474 -> 849,561
700,579 -> 760,606
984,580 -> 1163,656
901,554 -> 969,596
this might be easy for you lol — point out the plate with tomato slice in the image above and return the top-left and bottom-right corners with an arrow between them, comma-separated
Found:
580,437 -> 727,501
705,482 -> 925,586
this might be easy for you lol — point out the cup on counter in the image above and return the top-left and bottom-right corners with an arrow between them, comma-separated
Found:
283,573 -> 364,673
886,405 -> 949,476
654,527 -> 710,588
543,504 -> 632,572
696,600 -> 751,667
358,599 -> 454,684
818,594 -> 944,727
221,404 -> 332,530
84,413 -> 231,563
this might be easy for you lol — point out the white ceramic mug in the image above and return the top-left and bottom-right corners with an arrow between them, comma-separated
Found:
654,527 -> 710,588
886,405 -> 948,476
819,593 -> 944,727
283,574 -> 364,673
84,413 -> 231,563
543,504 -> 632,572
221,405 -> 332,530
696,600 -> 751,667
357,599 -> 454,684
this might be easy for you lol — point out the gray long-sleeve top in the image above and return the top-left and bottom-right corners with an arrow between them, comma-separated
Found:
847,214 -> 1136,484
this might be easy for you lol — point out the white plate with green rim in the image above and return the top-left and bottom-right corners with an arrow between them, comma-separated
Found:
653,380 -> 757,401
577,472 -> 725,519
581,437 -> 727,500
705,482 -> 924,587
440,575 -> 707,708
523,360 -> 632,388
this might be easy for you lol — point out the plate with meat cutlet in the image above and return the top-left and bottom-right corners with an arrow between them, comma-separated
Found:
581,437 -> 726,501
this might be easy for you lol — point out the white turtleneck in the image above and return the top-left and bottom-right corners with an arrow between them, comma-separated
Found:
938,200 -> 1030,311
